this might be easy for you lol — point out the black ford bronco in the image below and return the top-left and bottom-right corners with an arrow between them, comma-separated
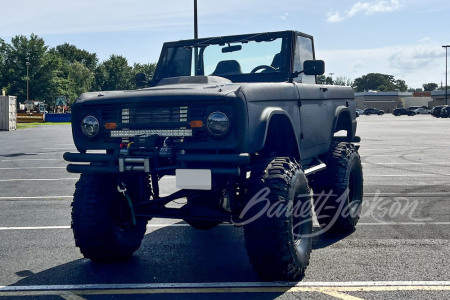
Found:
64,30 -> 363,281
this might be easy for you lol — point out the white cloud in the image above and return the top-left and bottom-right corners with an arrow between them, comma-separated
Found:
327,0 -> 402,23
317,38 -> 445,88
326,10 -> 345,23
274,12 -> 289,20
348,0 -> 401,17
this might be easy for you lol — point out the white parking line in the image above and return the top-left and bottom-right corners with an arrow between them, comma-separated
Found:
0,226 -> 70,230
365,174 -> 444,177
0,178 -> 78,182
0,281 -> 449,297
364,192 -> 450,197
0,167 -> 66,170
0,196 -> 73,200
362,162 -> 426,165
0,159 -> 61,162
1,280 -> 450,290
0,222 -> 448,231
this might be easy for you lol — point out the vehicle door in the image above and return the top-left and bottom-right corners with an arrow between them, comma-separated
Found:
293,34 -> 334,160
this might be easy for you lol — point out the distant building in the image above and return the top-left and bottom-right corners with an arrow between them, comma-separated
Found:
355,91 -> 411,113
413,91 -> 431,97
354,91 -> 433,112
430,90 -> 450,107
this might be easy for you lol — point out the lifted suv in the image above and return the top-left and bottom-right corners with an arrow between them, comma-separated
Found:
64,30 -> 363,281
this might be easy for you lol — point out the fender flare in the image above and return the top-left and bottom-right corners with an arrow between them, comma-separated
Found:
252,108 -> 301,160
332,106 -> 355,141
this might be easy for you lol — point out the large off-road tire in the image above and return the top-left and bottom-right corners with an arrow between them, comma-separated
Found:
310,142 -> 363,233
243,158 -> 312,281
71,174 -> 147,262
183,191 -> 223,230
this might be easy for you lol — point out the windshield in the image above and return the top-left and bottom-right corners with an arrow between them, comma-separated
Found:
154,34 -> 289,83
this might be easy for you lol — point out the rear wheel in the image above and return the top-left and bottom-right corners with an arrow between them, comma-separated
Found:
71,174 -> 147,262
310,142 -> 363,233
243,157 -> 312,281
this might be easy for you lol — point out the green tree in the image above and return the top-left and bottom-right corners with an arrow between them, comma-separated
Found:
68,61 -> 95,98
2,34 -> 49,102
395,79 -> 408,92
43,53 -> 72,104
48,44 -> 98,102
317,74 -> 333,85
50,43 -> 98,71
94,55 -> 133,91
352,73 -> 407,92
334,76 -> 353,86
133,62 -> 157,88
423,83 -> 438,91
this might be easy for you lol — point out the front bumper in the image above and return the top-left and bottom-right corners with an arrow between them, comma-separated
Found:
63,152 -> 250,177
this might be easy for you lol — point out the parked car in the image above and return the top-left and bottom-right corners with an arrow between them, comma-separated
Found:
407,106 -> 424,112
364,108 -> 384,115
356,109 -> 364,117
393,108 -> 415,116
414,108 -> 431,115
440,106 -> 450,118
431,105 -> 447,118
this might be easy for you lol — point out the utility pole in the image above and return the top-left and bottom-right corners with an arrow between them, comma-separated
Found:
443,45 -> 450,105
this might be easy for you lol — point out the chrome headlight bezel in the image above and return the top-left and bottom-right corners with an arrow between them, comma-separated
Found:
206,111 -> 230,137
81,115 -> 100,138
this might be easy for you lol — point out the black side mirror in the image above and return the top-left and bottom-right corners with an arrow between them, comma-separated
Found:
135,73 -> 147,88
303,60 -> 325,75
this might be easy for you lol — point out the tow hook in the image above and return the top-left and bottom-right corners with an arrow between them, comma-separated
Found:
117,182 -> 137,226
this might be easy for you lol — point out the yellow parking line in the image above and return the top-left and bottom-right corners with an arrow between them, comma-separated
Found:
59,291 -> 87,300
318,290 -> 364,300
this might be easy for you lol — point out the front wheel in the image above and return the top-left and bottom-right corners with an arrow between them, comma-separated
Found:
243,158 -> 312,281
71,174 -> 147,262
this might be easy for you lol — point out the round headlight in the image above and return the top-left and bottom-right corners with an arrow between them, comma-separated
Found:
81,115 -> 100,137
207,112 -> 229,136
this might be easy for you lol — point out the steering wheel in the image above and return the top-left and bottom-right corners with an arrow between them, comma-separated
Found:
250,65 -> 277,73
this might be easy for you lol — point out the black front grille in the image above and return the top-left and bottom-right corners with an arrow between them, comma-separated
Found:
99,104 -> 209,142
130,106 -> 187,125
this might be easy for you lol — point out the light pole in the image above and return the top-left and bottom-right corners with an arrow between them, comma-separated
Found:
193,0 -> 199,74
26,61 -> 30,101
194,0 -> 198,39
443,45 -> 450,105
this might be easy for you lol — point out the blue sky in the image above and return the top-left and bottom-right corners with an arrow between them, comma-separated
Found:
1,0 -> 449,89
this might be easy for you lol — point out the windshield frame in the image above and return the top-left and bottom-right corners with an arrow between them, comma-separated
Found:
151,31 -> 310,85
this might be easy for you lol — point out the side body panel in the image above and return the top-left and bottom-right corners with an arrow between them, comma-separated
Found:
295,84 -> 355,161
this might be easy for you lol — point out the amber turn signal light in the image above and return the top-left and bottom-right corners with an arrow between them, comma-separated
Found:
105,122 -> 117,130
189,120 -> 204,128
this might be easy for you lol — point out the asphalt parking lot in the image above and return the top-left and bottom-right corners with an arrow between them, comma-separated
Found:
0,114 -> 449,299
